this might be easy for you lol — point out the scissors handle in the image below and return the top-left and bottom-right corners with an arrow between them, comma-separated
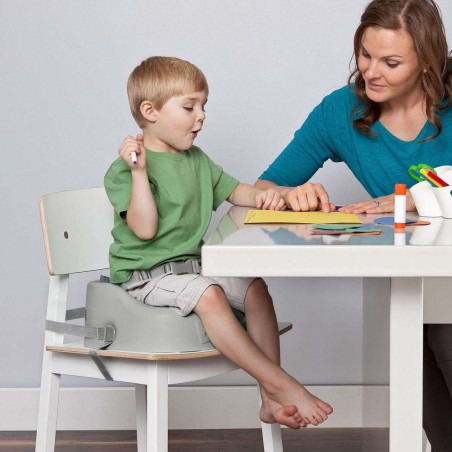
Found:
408,163 -> 436,182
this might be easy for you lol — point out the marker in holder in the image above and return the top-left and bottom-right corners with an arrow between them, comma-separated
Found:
410,165 -> 452,217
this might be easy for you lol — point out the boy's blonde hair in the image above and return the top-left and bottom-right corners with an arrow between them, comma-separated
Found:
127,56 -> 209,128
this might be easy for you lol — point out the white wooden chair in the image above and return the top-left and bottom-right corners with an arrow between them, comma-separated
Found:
423,430 -> 432,452
35,188 -> 292,452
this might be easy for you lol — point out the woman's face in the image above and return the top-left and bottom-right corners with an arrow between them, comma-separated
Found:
358,26 -> 424,106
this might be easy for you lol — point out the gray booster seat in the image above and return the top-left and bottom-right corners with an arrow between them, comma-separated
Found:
83,279 -> 246,354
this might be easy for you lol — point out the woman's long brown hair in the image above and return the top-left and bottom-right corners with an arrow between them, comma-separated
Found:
348,0 -> 452,141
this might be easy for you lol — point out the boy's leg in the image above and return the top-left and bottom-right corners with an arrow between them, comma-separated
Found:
243,279 -> 304,428
243,279 -> 333,426
194,284 -> 332,426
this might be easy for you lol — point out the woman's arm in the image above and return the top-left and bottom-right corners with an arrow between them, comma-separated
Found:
255,179 -> 335,212
339,191 -> 416,214
254,100 -> 345,211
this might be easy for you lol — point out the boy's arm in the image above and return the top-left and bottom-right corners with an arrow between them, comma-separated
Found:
227,182 -> 285,211
119,135 -> 158,240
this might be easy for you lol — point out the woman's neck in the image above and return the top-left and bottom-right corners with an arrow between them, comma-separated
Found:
381,86 -> 426,116
378,88 -> 428,142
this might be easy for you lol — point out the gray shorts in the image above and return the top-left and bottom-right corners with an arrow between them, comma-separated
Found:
121,270 -> 256,316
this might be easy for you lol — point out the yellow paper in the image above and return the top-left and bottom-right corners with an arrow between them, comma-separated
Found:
244,209 -> 362,224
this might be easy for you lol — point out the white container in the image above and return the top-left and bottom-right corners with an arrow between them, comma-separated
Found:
410,180 -> 442,217
410,165 -> 452,217
433,185 -> 452,219
436,168 -> 452,186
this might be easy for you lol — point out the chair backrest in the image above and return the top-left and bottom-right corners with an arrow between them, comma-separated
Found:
39,188 -> 113,275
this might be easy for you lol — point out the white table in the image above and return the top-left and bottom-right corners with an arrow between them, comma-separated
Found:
201,207 -> 452,452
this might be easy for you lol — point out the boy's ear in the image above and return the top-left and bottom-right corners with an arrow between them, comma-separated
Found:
140,100 -> 158,123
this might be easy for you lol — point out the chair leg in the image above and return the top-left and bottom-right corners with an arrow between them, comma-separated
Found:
257,386 -> 284,452
35,354 -> 61,452
423,430 -> 432,452
136,384 -> 147,452
146,362 -> 169,452
261,422 -> 284,452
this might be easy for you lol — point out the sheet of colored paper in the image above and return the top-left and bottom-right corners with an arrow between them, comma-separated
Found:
374,217 -> 416,225
310,229 -> 382,236
244,210 -> 361,224
314,224 -> 364,230
313,225 -> 381,234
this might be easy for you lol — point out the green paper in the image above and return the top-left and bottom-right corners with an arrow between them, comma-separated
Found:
314,224 -> 363,230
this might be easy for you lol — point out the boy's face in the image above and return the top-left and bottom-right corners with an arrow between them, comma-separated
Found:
150,90 -> 207,153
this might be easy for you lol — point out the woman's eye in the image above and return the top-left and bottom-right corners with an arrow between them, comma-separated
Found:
183,106 -> 194,111
386,62 -> 399,68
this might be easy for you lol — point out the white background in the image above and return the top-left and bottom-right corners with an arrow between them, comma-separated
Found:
1,0 -> 450,389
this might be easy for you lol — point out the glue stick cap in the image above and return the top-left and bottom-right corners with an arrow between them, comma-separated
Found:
395,184 -> 406,195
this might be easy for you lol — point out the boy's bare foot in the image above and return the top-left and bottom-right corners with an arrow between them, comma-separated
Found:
268,382 -> 333,426
293,388 -> 333,426
260,399 -> 307,429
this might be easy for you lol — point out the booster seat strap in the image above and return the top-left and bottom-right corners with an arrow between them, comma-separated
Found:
45,320 -> 116,345
65,308 -> 86,321
89,350 -> 113,381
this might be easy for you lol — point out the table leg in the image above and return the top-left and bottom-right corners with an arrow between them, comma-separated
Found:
390,277 -> 423,452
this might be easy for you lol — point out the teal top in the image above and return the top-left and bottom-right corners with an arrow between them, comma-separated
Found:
104,146 -> 239,283
259,85 -> 452,198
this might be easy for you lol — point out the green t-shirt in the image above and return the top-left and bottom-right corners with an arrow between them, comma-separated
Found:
104,146 -> 239,284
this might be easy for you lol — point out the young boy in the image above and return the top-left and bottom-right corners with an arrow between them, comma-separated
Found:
104,56 -> 333,429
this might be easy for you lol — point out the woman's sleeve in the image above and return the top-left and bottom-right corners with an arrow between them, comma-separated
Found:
259,96 -> 342,187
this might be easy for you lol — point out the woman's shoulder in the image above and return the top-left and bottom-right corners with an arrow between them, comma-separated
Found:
320,85 -> 359,108
307,85 -> 358,124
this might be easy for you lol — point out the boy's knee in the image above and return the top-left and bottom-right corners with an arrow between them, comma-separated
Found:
197,285 -> 228,312
248,278 -> 271,300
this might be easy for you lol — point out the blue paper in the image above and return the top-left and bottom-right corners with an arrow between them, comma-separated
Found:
374,217 -> 416,225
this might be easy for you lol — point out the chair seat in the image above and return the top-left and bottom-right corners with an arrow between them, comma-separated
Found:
47,341 -> 222,361
47,322 -> 292,361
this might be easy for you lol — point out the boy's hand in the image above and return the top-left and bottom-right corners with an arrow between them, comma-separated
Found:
256,189 -> 286,211
118,134 -> 146,170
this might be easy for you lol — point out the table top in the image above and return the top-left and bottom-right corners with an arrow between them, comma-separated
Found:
202,207 -> 452,277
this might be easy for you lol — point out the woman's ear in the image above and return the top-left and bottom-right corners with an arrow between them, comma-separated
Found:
140,100 -> 158,123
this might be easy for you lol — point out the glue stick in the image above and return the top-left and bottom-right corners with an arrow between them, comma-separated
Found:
394,184 -> 406,229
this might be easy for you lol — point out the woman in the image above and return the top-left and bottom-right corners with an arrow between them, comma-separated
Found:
255,0 -> 452,450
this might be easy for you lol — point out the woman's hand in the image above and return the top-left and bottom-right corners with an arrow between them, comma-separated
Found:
338,191 -> 416,214
256,189 -> 286,211
282,182 -> 335,212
